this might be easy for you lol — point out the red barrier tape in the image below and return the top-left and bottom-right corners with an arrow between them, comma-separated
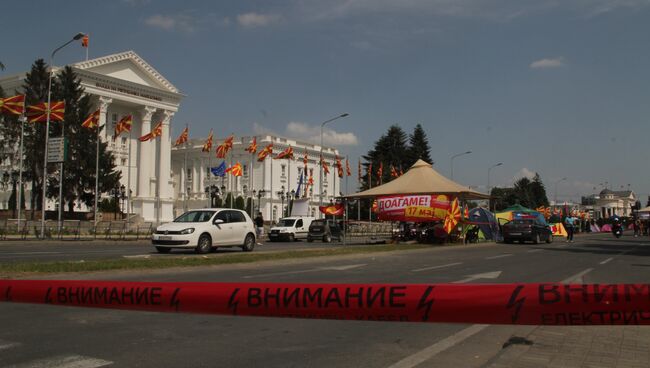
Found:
2,280 -> 650,325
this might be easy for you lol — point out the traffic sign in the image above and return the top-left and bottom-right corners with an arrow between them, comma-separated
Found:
47,137 -> 66,163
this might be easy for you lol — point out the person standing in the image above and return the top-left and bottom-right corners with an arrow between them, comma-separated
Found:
564,214 -> 575,243
254,212 -> 265,245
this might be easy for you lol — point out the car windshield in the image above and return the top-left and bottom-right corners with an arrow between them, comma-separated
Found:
173,211 -> 215,223
277,219 -> 296,227
510,219 -> 533,225
311,220 -> 326,226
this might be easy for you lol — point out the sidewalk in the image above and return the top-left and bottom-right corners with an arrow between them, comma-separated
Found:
487,325 -> 650,368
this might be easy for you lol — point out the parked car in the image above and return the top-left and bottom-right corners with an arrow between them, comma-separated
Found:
269,217 -> 314,242
502,218 -> 553,244
151,209 -> 256,254
307,219 -> 342,243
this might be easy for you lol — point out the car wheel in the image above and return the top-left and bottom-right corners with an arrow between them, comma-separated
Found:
533,234 -> 540,244
546,234 -> 553,244
518,239 -> 525,244
242,233 -> 255,252
288,233 -> 295,242
307,236 -> 313,242
155,246 -> 171,254
504,238 -> 512,244
195,234 -> 212,254
323,234 -> 331,243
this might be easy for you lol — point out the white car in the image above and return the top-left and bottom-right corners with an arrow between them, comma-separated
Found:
152,209 -> 256,254
269,216 -> 315,242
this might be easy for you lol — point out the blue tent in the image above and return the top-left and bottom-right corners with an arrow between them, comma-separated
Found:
468,207 -> 500,241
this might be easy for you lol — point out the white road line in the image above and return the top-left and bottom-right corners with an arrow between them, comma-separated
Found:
386,324 -> 489,368
600,257 -> 614,265
485,254 -> 513,260
561,268 -> 593,283
411,262 -> 463,273
1,252 -> 61,255
0,339 -> 21,351
243,264 -> 366,279
527,249 -> 543,253
7,355 -> 113,368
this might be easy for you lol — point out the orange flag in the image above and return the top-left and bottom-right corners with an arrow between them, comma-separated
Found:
257,143 -> 273,161
174,126 -> 189,146
225,162 -> 243,177
81,109 -> 100,129
377,162 -> 383,181
26,101 -> 65,123
81,35 -> 89,48
202,129 -> 213,152
113,114 -> 132,140
138,121 -> 163,142
0,95 -> 25,115
346,158 -> 351,176
216,135 -> 234,158
335,156 -> 343,178
320,155 -> 330,175
246,137 -> 257,154
390,165 -> 398,179
443,198 -> 461,234
275,146 -> 294,160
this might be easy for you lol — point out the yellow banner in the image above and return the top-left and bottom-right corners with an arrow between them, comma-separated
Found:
404,206 -> 435,219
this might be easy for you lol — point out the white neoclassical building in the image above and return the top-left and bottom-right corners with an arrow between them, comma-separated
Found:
0,51 -> 343,223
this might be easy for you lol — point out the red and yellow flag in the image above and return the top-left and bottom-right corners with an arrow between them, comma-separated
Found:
443,198 -> 461,234
319,203 -> 344,216
0,95 -> 25,115
377,162 -> 383,181
463,204 -> 469,220
274,146 -> 294,160
335,156 -> 343,178
26,101 -> 65,123
320,155 -> 330,175
113,114 -> 132,140
346,158 -> 351,177
390,165 -> 398,179
358,160 -> 362,183
367,163 -> 372,186
246,137 -> 257,154
81,109 -> 100,129
202,129 -> 213,152
225,162 -> 243,177
257,143 -> 273,161
81,35 -> 89,48
303,149 -> 308,167
216,135 -> 234,158
138,121 -> 163,142
174,127 -> 189,146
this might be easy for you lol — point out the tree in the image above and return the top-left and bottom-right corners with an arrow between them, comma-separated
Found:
48,66 -> 120,212
529,174 -> 549,208
234,195 -> 245,211
361,125 -> 409,190
490,173 -> 549,211
406,124 -> 432,167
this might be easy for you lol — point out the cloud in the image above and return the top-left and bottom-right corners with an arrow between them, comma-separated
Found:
144,13 -> 230,33
253,122 -> 358,146
530,57 -> 566,69
237,12 -> 282,28
513,167 -> 536,181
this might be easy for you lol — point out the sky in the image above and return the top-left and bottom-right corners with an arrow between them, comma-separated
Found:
2,0 -> 650,201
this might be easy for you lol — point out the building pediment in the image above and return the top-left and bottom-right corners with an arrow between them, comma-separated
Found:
72,50 -> 179,93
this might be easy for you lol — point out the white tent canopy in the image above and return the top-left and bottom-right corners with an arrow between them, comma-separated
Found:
344,159 -> 489,200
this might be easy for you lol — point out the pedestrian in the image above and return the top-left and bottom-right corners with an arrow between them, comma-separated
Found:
254,212 -> 265,245
633,218 -> 640,237
564,214 -> 575,243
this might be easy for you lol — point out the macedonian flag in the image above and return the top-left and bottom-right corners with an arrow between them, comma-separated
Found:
335,156 -> 343,178
174,126 -> 189,146
246,137 -> 257,154
274,146 -> 294,160
257,143 -> 273,162
113,114 -> 132,140
390,165 -> 398,179
202,129 -> 213,152
225,162 -> 243,177
81,109 -> 100,129
0,95 -> 25,115
319,203 -> 344,216
443,198 -> 461,234
26,101 -> 65,123
320,155 -> 330,175
138,121 -> 163,142
216,135 -> 234,158
346,158 -> 351,177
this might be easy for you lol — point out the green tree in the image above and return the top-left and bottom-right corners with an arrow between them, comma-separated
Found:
361,125 -> 409,190
234,195 -> 245,210
406,124 -> 432,167
224,193 -> 233,208
530,174 -> 549,208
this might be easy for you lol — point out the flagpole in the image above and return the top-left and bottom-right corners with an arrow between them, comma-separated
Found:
183,125 -> 188,211
127,127 -> 132,228
93,118 -> 100,227
269,155 -> 273,222
368,165 -> 372,223
288,153 -> 291,216
250,144 -> 254,216
57,120 -> 64,232
229,149 -> 233,208
17,115 -> 26,229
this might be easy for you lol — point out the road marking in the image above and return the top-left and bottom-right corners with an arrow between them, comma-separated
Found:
1,252 -> 61,255
453,271 -> 502,284
600,257 -> 614,265
243,264 -> 366,279
122,254 -> 153,259
7,355 -> 113,368
485,254 -> 513,260
561,268 -> 593,283
0,339 -> 21,351
527,249 -> 543,253
386,324 -> 489,368
411,262 -> 463,273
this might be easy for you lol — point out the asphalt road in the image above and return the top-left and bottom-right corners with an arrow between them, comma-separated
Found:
1,232 -> 650,367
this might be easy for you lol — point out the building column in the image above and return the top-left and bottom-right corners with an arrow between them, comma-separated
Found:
138,106 -> 156,198
192,159 -> 199,197
98,97 -> 112,142
158,110 -> 173,199
199,157 -> 206,199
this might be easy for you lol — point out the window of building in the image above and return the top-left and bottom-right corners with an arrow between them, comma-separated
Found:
187,168 -> 192,181
121,158 -> 127,166
121,137 -> 127,149
281,165 -> 286,177
243,164 -> 248,177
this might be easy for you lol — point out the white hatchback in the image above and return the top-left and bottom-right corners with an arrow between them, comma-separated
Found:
152,209 -> 256,254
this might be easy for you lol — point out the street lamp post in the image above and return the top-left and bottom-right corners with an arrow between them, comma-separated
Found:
450,151 -> 472,181
277,185 -> 286,218
319,113 -> 349,218
254,189 -> 266,215
40,32 -> 86,239
554,177 -> 567,206
487,162 -> 503,211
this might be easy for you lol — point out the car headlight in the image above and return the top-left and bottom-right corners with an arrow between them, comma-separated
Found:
180,228 -> 195,235
279,229 -> 288,233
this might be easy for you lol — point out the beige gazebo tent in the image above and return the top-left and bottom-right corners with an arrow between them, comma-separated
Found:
344,159 -> 490,200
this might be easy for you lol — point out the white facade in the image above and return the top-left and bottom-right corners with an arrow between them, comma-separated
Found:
172,135 -> 342,223
0,51 -> 182,222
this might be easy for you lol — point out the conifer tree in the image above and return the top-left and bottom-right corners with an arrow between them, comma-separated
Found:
406,124 -> 432,167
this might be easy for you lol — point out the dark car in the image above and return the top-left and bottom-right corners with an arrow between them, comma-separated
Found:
307,219 -> 342,243
502,218 -> 553,244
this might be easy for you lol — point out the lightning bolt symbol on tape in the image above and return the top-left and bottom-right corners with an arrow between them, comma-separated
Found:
170,288 -> 181,311
228,288 -> 240,315
417,286 -> 435,321
4,286 -> 11,301
507,285 -> 526,323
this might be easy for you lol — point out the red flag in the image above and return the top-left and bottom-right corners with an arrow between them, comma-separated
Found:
335,156 -> 343,178
216,135 -> 234,158
26,101 -> 65,123
202,130 -> 213,152
377,162 -> 383,181
390,165 -> 398,179
225,162 -> 243,177
443,198 -> 461,234
138,121 -> 163,142
257,143 -> 273,161
274,146 -> 294,160
81,35 -> 89,48
303,149 -> 308,167
0,95 -> 25,115
319,203 -> 344,216
320,155 -> 330,175
367,163 -> 372,187
346,158 -> 352,177
358,160 -> 362,183
81,109 -> 100,129
246,137 -> 257,154
174,126 -> 189,146
113,114 -> 132,140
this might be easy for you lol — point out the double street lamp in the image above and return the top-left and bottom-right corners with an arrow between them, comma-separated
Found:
319,113 -> 349,218
450,151 -> 472,181
253,189 -> 266,215
204,185 -> 222,208
487,162 -> 503,193
41,32 -> 86,238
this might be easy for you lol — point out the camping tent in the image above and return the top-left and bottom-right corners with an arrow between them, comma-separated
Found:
495,204 -> 542,223
343,159 -> 490,200
467,207 -> 500,241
